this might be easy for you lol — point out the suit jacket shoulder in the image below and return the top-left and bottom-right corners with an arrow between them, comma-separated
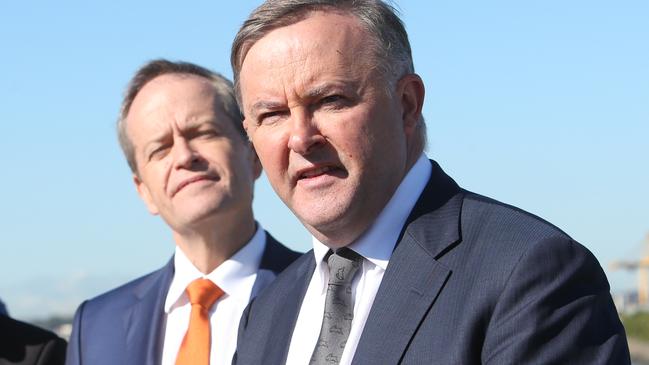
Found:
67,231 -> 300,365
66,259 -> 175,365
235,160 -> 630,365
74,261 -> 173,321
0,315 -> 67,365
358,161 -> 629,364
74,231 -> 299,327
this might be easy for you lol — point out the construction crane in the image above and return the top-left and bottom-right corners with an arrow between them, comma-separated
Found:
610,233 -> 649,305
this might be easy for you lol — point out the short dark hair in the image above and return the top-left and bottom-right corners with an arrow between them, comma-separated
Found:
117,59 -> 244,174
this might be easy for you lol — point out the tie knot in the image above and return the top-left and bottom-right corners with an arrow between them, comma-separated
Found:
326,247 -> 362,285
185,278 -> 223,309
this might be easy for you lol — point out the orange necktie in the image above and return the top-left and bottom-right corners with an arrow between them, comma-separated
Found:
175,278 -> 224,365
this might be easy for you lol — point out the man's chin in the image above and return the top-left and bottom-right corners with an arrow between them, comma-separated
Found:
165,204 -> 224,228
299,211 -> 359,245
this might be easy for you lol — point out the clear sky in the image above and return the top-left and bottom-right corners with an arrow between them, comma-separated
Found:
1,0 -> 647,320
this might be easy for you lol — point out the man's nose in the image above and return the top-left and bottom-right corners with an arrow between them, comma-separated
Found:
287,111 -> 325,155
172,138 -> 200,169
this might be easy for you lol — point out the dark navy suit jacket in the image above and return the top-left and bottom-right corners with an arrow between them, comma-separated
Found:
66,233 -> 299,365
234,161 -> 630,364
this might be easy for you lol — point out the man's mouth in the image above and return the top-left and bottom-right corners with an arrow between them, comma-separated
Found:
299,165 -> 333,179
294,164 -> 347,186
172,175 -> 217,196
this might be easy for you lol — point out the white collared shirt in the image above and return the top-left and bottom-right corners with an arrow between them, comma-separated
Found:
161,224 -> 266,365
285,154 -> 432,365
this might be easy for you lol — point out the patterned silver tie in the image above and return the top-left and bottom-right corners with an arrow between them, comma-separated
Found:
310,248 -> 362,365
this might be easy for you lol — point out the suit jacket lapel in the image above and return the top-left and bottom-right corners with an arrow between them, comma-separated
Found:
264,254 -> 315,364
352,235 -> 452,364
353,160 -> 463,364
250,231 -> 301,298
124,258 -> 174,365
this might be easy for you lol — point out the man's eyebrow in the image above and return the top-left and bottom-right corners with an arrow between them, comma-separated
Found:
143,130 -> 169,146
248,82 -> 360,114
305,85 -> 336,99
250,100 -> 285,115
305,82 -> 358,99
183,117 -> 217,129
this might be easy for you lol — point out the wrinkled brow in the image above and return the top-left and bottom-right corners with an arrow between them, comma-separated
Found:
305,81 -> 359,99
248,81 -> 360,115
249,100 -> 286,116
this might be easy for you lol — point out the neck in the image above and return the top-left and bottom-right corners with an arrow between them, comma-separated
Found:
311,150 -> 423,248
173,213 -> 257,274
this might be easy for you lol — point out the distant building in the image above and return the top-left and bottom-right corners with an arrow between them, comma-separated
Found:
613,290 -> 647,314
32,315 -> 74,341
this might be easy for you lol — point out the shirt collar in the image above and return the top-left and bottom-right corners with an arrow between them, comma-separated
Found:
312,154 -> 432,288
164,223 -> 266,313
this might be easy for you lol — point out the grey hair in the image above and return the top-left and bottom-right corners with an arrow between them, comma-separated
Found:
230,0 -> 427,151
117,59 -> 245,174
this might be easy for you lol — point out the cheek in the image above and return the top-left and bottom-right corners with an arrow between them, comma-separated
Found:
141,164 -> 165,190
330,113 -> 375,160
154,161 -> 173,183
253,131 -> 289,172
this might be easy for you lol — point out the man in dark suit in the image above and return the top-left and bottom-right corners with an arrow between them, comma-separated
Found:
0,314 -> 66,365
66,60 -> 300,365
231,1 -> 630,363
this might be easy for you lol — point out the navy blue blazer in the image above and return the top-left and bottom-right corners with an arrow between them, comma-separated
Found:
66,233 -> 299,365
234,161 -> 630,364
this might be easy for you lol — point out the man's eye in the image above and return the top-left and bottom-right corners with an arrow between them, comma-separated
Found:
258,111 -> 286,125
322,95 -> 343,104
320,95 -> 347,109
196,129 -> 219,139
148,146 -> 170,160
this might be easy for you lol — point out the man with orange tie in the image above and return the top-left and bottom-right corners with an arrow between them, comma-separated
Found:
65,59 -> 300,365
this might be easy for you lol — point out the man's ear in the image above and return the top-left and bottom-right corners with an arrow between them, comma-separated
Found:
397,73 -> 425,135
242,118 -> 254,140
249,143 -> 263,180
133,174 -> 159,215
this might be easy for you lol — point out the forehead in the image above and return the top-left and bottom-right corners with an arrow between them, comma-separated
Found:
128,74 -> 219,120
238,11 -> 377,96
125,74 -> 227,141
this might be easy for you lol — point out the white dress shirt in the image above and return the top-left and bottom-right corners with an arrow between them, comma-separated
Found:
161,224 -> 266,365
285,154 -> 432,365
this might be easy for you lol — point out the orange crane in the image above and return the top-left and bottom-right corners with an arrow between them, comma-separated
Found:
610,233 -> 649,305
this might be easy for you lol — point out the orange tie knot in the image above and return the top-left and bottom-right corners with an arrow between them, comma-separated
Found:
175,278 -> 224,365
186,278 -> 224,310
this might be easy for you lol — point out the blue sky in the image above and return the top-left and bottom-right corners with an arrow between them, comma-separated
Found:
0,0 -> 647,320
